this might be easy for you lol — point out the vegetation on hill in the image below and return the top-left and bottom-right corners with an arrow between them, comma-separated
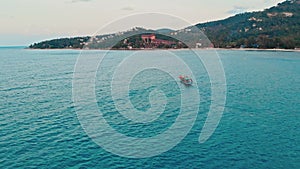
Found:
196,0 -> 300,49
29,37 -> 90,49
111,33 -> 188,49
29,0 -> 300,49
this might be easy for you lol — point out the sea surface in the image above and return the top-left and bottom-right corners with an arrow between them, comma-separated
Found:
0,47 -> 299,169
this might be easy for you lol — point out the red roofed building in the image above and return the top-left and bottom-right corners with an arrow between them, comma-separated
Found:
141,34 -> 176,47
141,34 -> 156,43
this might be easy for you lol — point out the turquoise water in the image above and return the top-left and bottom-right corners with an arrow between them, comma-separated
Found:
0,47 -> 299,168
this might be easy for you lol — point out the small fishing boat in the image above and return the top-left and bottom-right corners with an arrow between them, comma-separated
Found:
179,75 -> 193,85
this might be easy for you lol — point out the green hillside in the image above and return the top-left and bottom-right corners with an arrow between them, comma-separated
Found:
29,0 -> 300,49
196,0 -> 300,49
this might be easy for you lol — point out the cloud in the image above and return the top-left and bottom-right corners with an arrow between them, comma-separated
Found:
227,6 -> 249,15
121,6 -> 134,11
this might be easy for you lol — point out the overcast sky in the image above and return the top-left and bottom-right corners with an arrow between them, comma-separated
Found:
0,0 -> 284,46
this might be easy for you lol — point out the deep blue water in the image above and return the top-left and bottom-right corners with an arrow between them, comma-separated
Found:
0,47 -> 299,168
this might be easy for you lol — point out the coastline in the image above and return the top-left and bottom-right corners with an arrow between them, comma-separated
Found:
25,47 -> 300,52
213,48 -> 300,52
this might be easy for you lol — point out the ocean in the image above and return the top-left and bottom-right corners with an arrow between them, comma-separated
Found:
0,47 -> 299,168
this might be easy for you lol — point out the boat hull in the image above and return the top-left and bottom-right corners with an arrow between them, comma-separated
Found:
179,75 -> 193,86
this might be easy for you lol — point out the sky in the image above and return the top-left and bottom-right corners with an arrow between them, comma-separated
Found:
0,0 -> 284,46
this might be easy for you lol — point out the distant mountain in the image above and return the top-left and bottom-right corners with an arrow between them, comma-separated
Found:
29,0 -> 300,49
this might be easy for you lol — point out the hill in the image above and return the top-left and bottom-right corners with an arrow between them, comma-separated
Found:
29,0 -> 300,49
196,0 -> 300,49
29,27 -> 189,49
